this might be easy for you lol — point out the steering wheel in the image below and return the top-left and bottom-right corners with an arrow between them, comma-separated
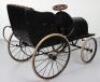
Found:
53,4 -> 68,11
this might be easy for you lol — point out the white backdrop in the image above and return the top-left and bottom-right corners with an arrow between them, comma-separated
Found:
0,0 -> 100,39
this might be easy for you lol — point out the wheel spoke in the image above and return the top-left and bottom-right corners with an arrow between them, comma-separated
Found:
42,60 -> 51,76
35,58 -> 49,68
52,61 -> 54,76
55,60 -> 59,72
57,57 -> 66,62
52,46 -> 56,51
13,48 -> 21,57
56,60 -> 64,67
38,60 -> 50,73
11,46 -> 18,53
57,43 -> 65,51
48,60 -> 54,76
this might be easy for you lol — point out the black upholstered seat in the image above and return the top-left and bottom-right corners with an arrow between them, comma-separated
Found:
7,4 -> 55,30
7,4 -> 57,45
55,11 -> 73,35
7,4 -> 90,45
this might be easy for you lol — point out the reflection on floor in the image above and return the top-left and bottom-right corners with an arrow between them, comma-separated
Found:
0,38 -> 100,82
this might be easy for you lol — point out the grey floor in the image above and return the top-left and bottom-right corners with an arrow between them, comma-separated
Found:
0,38 -> 100,82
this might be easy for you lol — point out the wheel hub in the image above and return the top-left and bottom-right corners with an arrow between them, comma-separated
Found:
48,53 -> 57,61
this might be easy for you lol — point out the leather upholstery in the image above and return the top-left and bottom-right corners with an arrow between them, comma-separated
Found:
7,4 -> 89,46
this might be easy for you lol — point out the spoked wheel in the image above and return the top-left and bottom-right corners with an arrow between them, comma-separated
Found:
33,33 -> 70,79
8,33 -> 33,62
81,37 -> 97,63
3,26 -> 12,42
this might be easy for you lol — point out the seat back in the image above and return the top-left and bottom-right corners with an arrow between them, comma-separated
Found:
7,4 -> 56,30
7,4 -> 34,30
7,4 -> 57,46
55,11 -> 73,35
